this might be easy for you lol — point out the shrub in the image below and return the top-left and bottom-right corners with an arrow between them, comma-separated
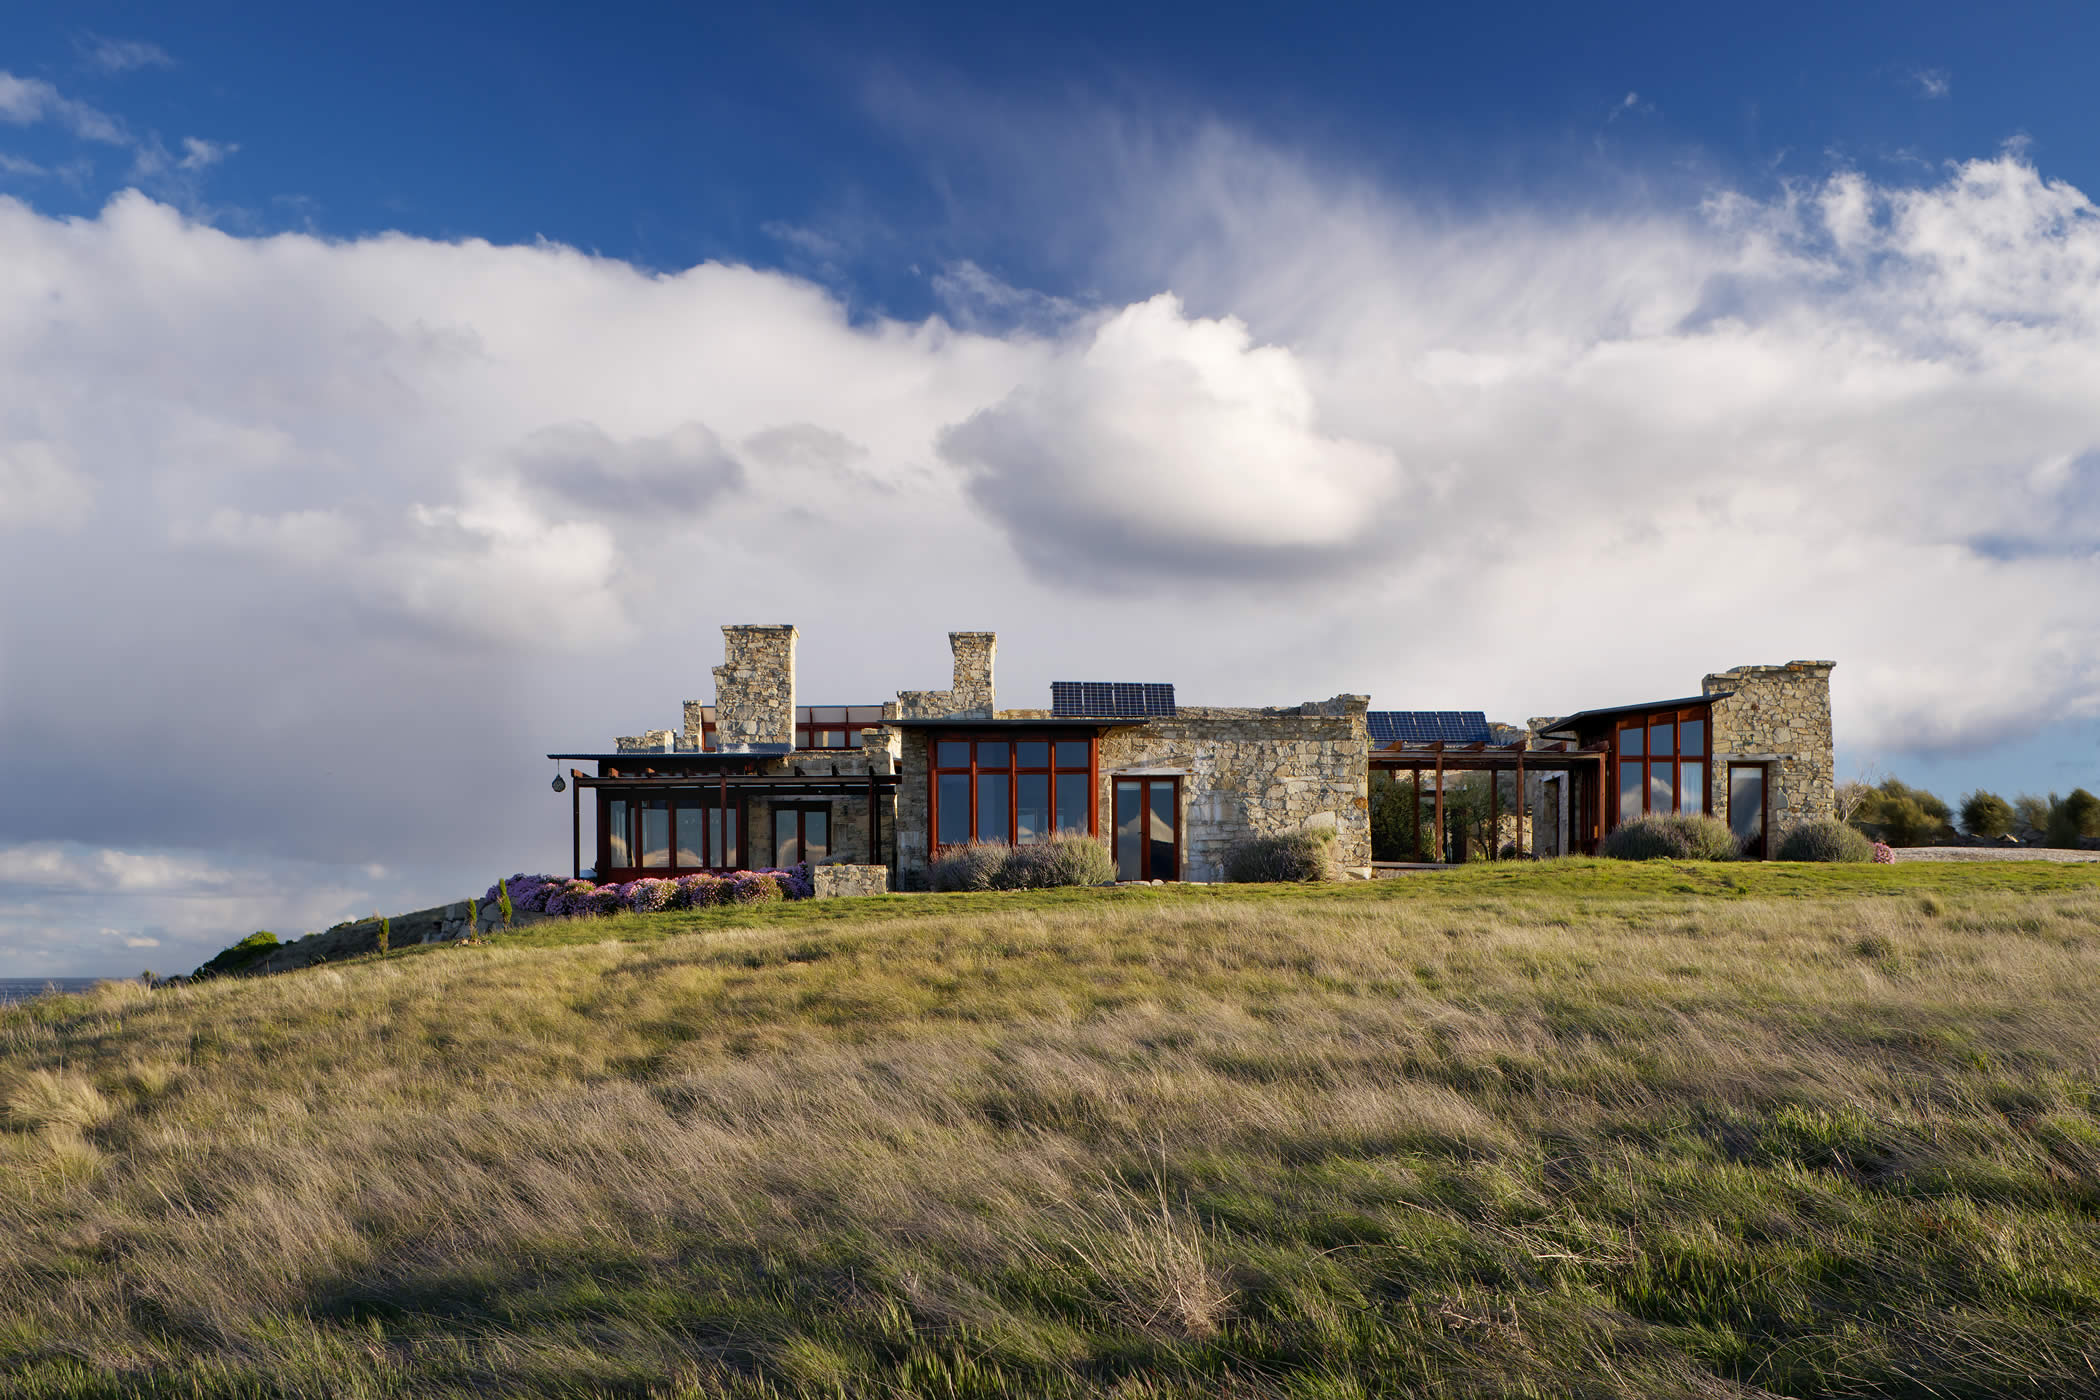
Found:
1873,842 -> 1896,864
724,871 -> 783,904
1850,777 -> 1954,846
1776,818 -> 1875,863
2046,788 -> 2100,849
1603,813 -> 1740,861
759,865 -> 815,900
1225,829 -> 1334,883
2013,794 -> 2052,840
1005,834 -> 1119,889
629,878 -> 675,913
1960,790 -> 2015,840
497,879 -> 515,928
671,874 -> 724,909
193,931 -> 280,980
932,842 -> 1011,892
586,885 -> 626,916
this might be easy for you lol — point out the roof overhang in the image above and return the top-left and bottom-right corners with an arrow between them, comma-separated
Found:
546,746 -> 792,762
1534,692 -> 1730,738
886,718 -> 1129,731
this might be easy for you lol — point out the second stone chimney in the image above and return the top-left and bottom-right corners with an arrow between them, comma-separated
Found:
949,631 -> 996,716
711,624 -> 797,750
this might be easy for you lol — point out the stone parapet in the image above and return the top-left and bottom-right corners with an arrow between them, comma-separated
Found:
887,631 -> 997,720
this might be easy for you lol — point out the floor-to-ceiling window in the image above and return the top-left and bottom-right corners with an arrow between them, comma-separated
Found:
1612,707 -> 1712,825
931,735 -> 1096,847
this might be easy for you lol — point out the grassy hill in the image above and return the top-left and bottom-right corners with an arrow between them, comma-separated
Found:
5,860 -> 2100,1398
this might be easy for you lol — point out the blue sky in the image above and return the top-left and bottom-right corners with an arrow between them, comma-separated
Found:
2,2 -> 2098,974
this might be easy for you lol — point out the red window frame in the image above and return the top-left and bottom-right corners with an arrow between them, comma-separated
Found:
929,734 -> 1098,849
689,705 -> 885,751
597,790 -> 743,878
1610,706 -> 1714,827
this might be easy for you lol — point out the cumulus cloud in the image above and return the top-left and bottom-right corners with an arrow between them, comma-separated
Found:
3,135 -> 2100,972
945,293 -> 1403,581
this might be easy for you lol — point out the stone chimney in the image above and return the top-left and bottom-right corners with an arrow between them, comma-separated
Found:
711,624 -> 797,750
950,632 -> 996,716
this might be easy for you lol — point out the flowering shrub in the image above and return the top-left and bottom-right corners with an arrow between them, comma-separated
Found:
1872,842 -> 1896,864
484,866 -> 811,917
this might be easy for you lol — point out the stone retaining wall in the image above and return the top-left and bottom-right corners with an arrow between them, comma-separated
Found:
812,864 -> 890,897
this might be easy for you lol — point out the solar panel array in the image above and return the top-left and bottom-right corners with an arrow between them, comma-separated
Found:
1366,710 -> 1494,745
1050,682 -> 1177,719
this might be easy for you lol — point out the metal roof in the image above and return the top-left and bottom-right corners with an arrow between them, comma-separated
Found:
1050,682 -> 1176,719
546,745 -> 793,761
1534,692 -> 1730,735
1366,711 -> 1493,744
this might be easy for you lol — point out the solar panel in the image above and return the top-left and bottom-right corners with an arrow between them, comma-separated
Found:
1366,710 -> 1493,744
1051,681 -> 1177,718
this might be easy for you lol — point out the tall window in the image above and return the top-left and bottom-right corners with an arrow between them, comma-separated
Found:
602,795 -> 740,873
1614,708 -> 1710,824
771,804 -> 830,866
932,736 -> 1095,847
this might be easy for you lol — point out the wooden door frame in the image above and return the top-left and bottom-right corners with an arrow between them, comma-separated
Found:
1727,761 -> 1771,861
1114,775 -> 1182,881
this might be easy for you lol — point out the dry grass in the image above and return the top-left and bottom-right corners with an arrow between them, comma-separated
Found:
2,864 -> 2099,1397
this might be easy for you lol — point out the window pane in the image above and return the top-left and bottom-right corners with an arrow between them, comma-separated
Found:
847,730 -> 863,748
1729,766 -> 1766,849
1650,764 -> 1675,813
1618,762 -> 1643,819
1680,717 -> 1705,754
1017,774 -> 1049,843
606,799 -> 629,868
938,774 -> 971,846
814,707 -> 846,723
804,810 -> 828,864
1017,741 -> 1049,768
976,741 -> 1008,769
1116,781 -> 1142,880
1056,773 -> 1091,834
641,800 -> 671,867
774,808 -> 799,867
1056,740 -> 1090,768
1679,761 -> 1706,816
977,774 -> 1010,843
712,809 -> 737,868
1620,726 -> 1644,757
937,741 -> 970,767
676,805 -> 706,866
1649,721 -> 1674,756
1149,783 -> 1176,879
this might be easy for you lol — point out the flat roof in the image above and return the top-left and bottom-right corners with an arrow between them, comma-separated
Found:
546,746 -> 793,761
887,718 -> 1129,731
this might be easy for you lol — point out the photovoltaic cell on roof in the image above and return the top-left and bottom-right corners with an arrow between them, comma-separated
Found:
1366,711 -> 1493,744
1051,682 -> 1177,718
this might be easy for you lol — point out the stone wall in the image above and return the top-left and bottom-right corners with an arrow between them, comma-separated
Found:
1704,660 -> 1836,842
812,865 -> 890,898
250,901 -> 479,974
891,631 -> 997,720
615,728 -> 678,752
711,624 -> 797,750
1098,697 -> 1372,881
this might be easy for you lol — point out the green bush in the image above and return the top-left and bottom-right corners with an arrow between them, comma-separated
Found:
192,931 -> 280,980
1225,829 -> 1335,883
1603,813 -> 1740,861
1960,790 -> 2015,839
2046,788 -> 2100,849
1777,818 -> 1875,863
1850,777 -> 1954,846
2013,793 -> 2052,840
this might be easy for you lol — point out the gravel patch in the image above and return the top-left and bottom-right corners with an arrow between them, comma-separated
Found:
1889,845 -> 2100,863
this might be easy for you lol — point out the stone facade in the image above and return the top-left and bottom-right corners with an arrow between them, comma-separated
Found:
1705,661 -> 1837,842
1096,699 -> 1373,882
710,624 -> 798,750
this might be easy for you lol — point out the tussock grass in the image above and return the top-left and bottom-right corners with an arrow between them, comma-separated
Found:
3,863 -> 2100,1396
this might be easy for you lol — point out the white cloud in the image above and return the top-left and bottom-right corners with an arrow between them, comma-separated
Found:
1913,68 -> 1952,99
0,440 -> 96,528
80,37 -> 176,74
0,153 -> 45,177
0,70 -> 127,144
176,136 -> 235,171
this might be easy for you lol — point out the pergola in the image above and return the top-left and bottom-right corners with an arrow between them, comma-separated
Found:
1368,739 -> 1610,862
548,752 -> 902,879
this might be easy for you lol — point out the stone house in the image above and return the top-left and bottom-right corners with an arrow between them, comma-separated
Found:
547,625 -> 1835,889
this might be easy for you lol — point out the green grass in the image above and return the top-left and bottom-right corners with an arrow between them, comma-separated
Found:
4,861 -> 2099,1397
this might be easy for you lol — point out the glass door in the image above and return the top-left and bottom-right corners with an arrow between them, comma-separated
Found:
1114,778 -> 1179,881
1728,764 -> 1767,859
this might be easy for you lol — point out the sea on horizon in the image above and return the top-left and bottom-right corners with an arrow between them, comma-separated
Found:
0,978 -> 107,1006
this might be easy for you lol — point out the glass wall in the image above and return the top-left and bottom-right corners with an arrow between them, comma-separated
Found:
1612,707 -> 1713,825
932,734 -> 1096,847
